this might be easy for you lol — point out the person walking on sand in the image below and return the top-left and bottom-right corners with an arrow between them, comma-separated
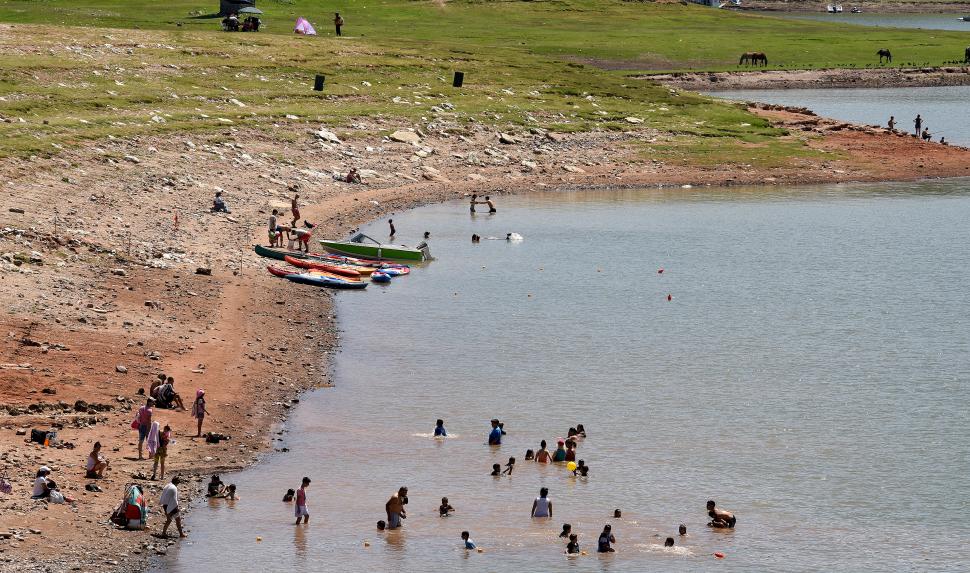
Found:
160,476 -> 186,538
334,12 -> 344,36
295,477 -> 311,524
192,389 -> 209,438
151,424 -> 171,481
134,398 -> 154,460
386,486 -> 408,529
914,114 -> 922,137
531,487 -> 552,518
291,193 -> 301,227
887,116 -> 895,131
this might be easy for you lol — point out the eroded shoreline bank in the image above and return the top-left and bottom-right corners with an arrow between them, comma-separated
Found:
648,66 -> 970,91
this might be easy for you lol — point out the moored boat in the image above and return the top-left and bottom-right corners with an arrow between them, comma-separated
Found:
266,265 -> 367,289
319,233 -> 431,262
284,255 -> 366,277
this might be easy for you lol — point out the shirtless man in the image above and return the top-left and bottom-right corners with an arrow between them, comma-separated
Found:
386,486 -> 408,529
290,193 -> 301,227
706,500 -> 736,528
534,439 -> 552,463
484,195 -> 496,213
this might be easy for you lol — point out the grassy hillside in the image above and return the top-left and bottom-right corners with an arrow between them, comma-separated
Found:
1,0 -> 968,70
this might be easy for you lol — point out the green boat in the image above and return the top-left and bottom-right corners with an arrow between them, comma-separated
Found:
318,233 -> 431,262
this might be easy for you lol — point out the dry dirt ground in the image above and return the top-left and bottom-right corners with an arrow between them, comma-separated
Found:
1,103 -> 969,572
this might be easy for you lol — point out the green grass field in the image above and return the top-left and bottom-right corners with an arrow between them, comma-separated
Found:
2,1 -> 966,162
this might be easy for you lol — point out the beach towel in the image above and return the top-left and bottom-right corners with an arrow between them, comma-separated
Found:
146,421 -> 160,457
294,17 -> 316,35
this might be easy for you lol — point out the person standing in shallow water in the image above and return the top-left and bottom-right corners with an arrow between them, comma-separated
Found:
294,477 -> 311,525
386,486 -> 408,529
388,219 -> 396,238
914,114 -> 922,137
487,419 -> 502,445
531,487 -> 552,518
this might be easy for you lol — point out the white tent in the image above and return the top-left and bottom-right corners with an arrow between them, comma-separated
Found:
294,17 -> 316,35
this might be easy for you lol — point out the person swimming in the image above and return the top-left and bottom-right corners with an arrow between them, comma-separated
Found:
679,524 -> 687,536
559,523 -> 572,539
535,440 -> 551,463
664,537 -> 675,547
490,463 -> 501,477
613,509 -> 621,518
434,419 -> 447,437
439,497 -> 454,517
282,488 -> 295,502
461,530 -> 476,550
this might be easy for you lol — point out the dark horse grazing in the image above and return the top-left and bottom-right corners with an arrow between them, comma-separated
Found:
877,49 -> 892,64
739,52 -> 768,66
965,46 -> 970,63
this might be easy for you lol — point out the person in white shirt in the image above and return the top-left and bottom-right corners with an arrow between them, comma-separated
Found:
31,466 -> 51,499
531,487 -> 552,518
160,476 -> 186,538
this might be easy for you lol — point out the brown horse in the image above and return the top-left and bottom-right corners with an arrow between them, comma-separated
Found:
739,52 -> 768,66
877,49 -> 892,64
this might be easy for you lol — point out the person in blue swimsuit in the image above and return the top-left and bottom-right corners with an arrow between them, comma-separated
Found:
434,419 -> 447,437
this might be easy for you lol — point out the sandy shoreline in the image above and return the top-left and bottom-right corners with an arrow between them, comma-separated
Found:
648,66 -> 970,91
740,1 -> 970,14
2,102 -> 970,572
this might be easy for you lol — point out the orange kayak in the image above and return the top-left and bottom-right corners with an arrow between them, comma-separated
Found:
284,255 -> 363,277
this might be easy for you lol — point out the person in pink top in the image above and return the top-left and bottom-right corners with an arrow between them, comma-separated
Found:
191,389 -> 209,438
135,398 -> 154,460
295,477 -> 311,525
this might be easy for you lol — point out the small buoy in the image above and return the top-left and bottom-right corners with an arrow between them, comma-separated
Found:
527,293 -> 533,297
364,541 -> 371,547
256,536 -> 262,542
713,552 -> 725,559
667,294 -> 672,301
658,268 -> 664,274
539,267 -> 544,271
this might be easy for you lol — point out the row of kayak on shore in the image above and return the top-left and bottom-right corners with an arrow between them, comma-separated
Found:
254,244 -> 412,289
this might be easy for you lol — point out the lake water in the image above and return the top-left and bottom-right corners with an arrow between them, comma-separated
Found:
711,86 -> 970,146
772,12 -> 970,31
162,182 -> 970,572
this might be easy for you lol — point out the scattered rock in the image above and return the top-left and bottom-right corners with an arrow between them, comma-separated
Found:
389,130 -> 421,144
562,165 -> 586,174
195,267 -> 212,276
115,365 -> 128,374
545,132 -> 565,143
111,268 -> 126,276
313,129 -> 342,145
8,208 -> 25,214
123,155 -> 141,164
625,117 -> 644,124
499,133 -> 519,144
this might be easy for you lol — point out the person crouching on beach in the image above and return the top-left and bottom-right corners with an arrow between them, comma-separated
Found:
295,477 -> 311,525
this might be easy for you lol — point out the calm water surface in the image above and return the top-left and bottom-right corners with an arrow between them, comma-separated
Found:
163,181 -> 970,572
713,86 -> 970,146
774,12 -> 970,31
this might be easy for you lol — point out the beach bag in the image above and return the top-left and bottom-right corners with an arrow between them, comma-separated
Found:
49,490 -> 65,504
0,475 -> 11,495
131,418 -> 140,430
30,429 -> 47,444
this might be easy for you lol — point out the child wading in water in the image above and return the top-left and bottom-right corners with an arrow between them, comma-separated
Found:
192,389 -> 209,438
295,477 -> 311,525
439,497 -> 454,517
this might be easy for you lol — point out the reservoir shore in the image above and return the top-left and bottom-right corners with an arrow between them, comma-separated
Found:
1,102 -> 970,572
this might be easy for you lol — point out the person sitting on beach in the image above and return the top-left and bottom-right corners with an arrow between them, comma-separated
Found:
552,440 -> 567,462
434,419 -> 447,437
597,524 -> 616,553
439,497 -> 454,517
502,457 -> 515,475
921,127 -> 932,141
207,475 -> 225,498
535,440 -> 551,463
345,168 -> 363,184
559,523 -> 572,539
386,486 -> 408,529
531,487 -> 552,518
461,530 -> 476,550
490,463 -> 502,477
283,488 -> 296,502
156,377 -> 185,410
566,533 -> 580,554
524,449 -> 535,461
85,442 -> 109,479
664,537 -> 675,547
211,191 -> 230,213
149,373 -> 165,400
707,500 -> 736,528
487,419 -> 502,445
31,466 -> 52,499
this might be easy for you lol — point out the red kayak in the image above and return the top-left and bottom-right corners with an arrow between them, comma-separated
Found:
284,255 -> 361,278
